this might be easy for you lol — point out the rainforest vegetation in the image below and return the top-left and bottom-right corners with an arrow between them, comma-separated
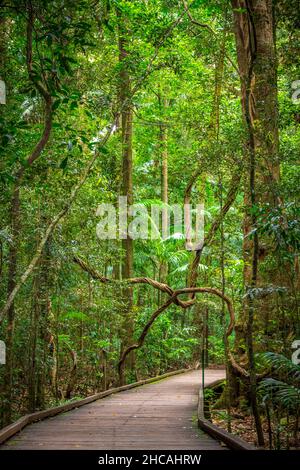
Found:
0,0 -> 299,450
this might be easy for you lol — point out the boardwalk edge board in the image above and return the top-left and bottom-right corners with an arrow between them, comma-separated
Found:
198,379 -> 257,451
0,368 -> 191,445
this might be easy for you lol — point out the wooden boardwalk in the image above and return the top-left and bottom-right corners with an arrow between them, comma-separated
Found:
1,369 -> 225,450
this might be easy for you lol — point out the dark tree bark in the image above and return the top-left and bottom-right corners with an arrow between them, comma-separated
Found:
232,0 -> 279,285
231,0 -> 281,446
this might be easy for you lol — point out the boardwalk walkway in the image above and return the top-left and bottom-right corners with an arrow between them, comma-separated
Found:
1,369 -> 225,450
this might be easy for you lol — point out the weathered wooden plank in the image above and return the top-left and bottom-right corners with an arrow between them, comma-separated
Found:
1,369 -> 226,450
0,368 -> 191,445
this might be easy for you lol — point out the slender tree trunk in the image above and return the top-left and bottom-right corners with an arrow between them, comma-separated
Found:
118,8 -> 134,384
1,8 -> 54,421
28,268 -> 40,412
49,329 -> 58,399
159,95 -> 168,304
2,186 -> 20,424
65,349 -> 77,399
193,302 -> 202,365
28,235 -> 52,411
160,97 -> 168,241
37,238 -> 52,409
0,13 -> 14,426
209,31 -> 226,139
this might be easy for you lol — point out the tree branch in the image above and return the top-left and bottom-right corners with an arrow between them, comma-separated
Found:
0,8 -> 187,324
182,0 -> 240,76
73,254 -> 251,379
118,298 -> 174,377
187,165 -> 242,292
16,1 -> 53,181
118,286 -> 236,379
73,255 -> 194,309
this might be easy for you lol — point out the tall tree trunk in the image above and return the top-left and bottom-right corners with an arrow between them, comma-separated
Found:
65,349 -> 77,399
28,266 -> 40,413
232,0 -> 279,288
1,8 -> 53,422
231,0 -> 280,446
159,95 -> 168,304
28,236 -> 52,411
160,97 -> 168,238
0,13 -> 14,427
2,186 -> 20,424
118,7 -> 134,385
209,31 -> 226,140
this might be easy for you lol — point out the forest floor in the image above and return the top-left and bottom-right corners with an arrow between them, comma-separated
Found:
212,408 -> 300,450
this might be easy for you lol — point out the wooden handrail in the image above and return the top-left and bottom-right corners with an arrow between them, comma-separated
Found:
198,379 -> 257,450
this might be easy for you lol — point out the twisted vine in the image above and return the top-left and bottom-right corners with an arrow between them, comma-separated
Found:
73,256 -> 249,380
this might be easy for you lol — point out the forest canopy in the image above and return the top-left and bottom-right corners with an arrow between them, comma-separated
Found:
0,0 -> 299,450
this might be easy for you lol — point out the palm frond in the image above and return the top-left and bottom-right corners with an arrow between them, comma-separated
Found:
259,351 -> 300,383
259,378 -> 300,410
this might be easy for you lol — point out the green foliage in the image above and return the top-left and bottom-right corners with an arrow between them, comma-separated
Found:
207,335 -> 225,364
256,202 -> 300,261
0,0 -> 298,436
258,352 -> 300,412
